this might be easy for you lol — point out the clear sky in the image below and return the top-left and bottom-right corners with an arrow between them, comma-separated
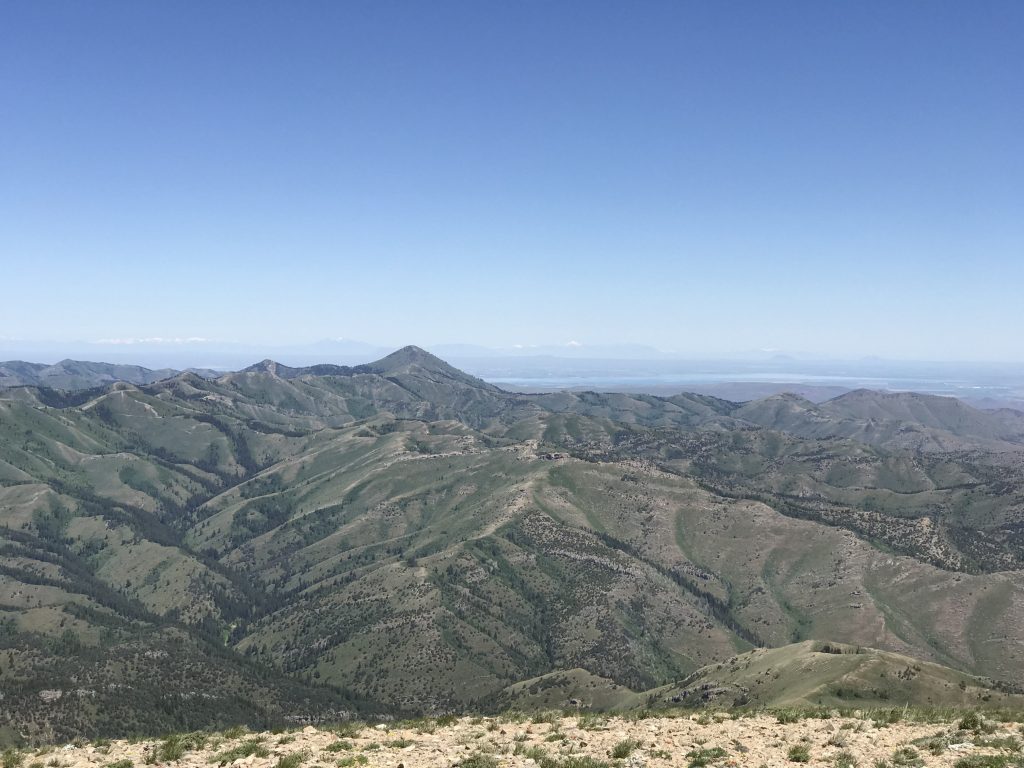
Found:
2,1 -> 1022,360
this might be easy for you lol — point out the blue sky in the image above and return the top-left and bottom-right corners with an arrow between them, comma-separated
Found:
2,1 -> 1022,360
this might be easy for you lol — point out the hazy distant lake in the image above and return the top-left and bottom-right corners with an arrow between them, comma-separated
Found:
462,359 -> 1024,406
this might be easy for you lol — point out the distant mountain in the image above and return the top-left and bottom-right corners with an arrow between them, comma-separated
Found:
366,344 -> 502,391
736,388 -> 1024,451
2,347 -> 1024,740
240,359 -> 356,378
0,359 -> 219,390
432,342 -> 669,359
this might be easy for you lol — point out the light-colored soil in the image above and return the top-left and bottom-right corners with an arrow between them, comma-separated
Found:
22,713 -> 1024,768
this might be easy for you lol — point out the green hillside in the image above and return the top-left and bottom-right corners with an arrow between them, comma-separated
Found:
2,346 -> 1023,740
494,640 -> 1024,712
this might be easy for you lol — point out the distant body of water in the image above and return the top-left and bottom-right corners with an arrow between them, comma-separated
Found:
486,371 -> 1005,395
464,360 -> 1024,407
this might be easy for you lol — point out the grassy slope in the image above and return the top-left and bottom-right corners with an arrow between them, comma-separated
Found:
2,347 -> 1024,737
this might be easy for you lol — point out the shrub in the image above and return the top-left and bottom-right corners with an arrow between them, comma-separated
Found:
890,747 -> 923,768
872,709 -> 904,728
334,722 -> 365,739
834,752 -> 858,768
209,739 -> 270,764
460,755 -> 498,768
976,736 -> 1023,753
555,759 -> 612,768
959,713 -> 984,732
686,747 -> 728,767
324,742 -> 353,753
157,738 -> 187,762
788,745 -> 811,763
2,751 -> 23,768
953,758 -> 1022,768
610,739 -> 642,759
577,714 -> 608,731
514,744 -> 547,761
275,752 -> 307,768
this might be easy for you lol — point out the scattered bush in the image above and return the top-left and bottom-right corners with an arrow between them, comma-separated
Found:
577,714 -> 608,731
788,745 -> 811,763
960,713 -> 984,731
459,755 -> 498,768
686,746 -> 728,767
889,747 -> 923,768
209,739 -> 270,764
553,759 -> 612,768
953,757 -> 1024,768
157,737 -> 187,762
610,739 -> 642,759
976,736 -> 1022,753
514,745 -> 547,761
333,722 -> 364,739
274,752 -> 307,768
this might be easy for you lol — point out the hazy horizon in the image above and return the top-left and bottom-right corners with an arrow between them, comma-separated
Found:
7,335 -> 1024,368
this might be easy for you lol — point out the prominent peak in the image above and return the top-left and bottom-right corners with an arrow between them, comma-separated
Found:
365,345 -> 499,391
243,359 -> 286,375
369,345 -> 454,373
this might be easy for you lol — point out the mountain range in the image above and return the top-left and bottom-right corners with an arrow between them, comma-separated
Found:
2,346 -> 1023,743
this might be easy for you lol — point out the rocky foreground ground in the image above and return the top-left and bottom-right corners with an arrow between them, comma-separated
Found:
10,712 -> 1024,768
